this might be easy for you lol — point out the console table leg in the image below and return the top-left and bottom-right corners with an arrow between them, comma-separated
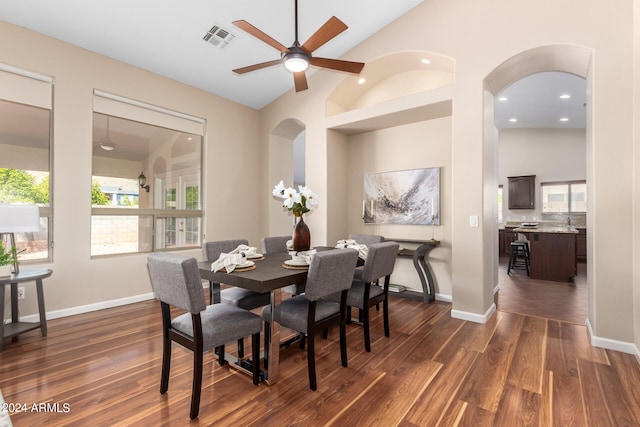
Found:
0,286 -> 4,351
36,278 -> 47,336
413,245 -> 436,303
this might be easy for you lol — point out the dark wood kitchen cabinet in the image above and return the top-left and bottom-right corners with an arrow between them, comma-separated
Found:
508,175 -> 536,209
576,228 -> 587,262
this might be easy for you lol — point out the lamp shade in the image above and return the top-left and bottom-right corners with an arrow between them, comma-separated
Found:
0,204 -> 40,232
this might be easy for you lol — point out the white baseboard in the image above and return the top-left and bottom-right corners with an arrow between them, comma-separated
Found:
435,293 -> 452,303
451,303 -> 496,324
586,318 -> 640,357
17,292 -> 156,323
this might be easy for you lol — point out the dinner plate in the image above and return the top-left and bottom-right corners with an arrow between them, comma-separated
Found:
237,260 -> 255,268
245,253 -> 263,259
284,259 -> 308,267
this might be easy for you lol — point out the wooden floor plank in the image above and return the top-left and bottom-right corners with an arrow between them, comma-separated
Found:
455,311 -> 524,413
507,316 -> 547,394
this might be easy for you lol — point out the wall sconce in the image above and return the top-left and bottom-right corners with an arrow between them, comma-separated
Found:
138,171 -> 150,193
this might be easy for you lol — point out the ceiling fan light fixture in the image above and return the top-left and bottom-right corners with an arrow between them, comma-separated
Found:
100,142 -> 115,151
283,51 -> 309,72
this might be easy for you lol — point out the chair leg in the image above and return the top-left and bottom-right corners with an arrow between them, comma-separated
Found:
251,332 -> 260,385
363,307 -> 371,352
237,338 -> 244,358
190,348 -> 203,419
217,345 -> 226,366
300,333 -> 306,349
160,335 -> 171,394
263,322 -> 270,370
383,298 -> 390,338
340,317 -> 348,367
307,333 -> 317,391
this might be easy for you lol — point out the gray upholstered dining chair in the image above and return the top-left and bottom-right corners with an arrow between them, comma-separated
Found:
348,233 -> 384,246
260,235 -> 290,255
202,239 -> 270,357
327,241 -> 399,352
261,235 -> 304,295
147,252 -> 262,419
262,248 -> 359,390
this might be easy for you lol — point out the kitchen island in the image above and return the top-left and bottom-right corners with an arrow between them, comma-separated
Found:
512,225 -> 578,282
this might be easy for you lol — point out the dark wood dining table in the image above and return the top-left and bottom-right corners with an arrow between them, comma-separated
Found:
199,247 -> 363,385
198,251 -> 310,385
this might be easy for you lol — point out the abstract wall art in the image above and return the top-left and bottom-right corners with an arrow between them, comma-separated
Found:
363,167 -> 440,225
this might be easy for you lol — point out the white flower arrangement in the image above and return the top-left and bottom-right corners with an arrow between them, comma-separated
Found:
272,180 -> 318,217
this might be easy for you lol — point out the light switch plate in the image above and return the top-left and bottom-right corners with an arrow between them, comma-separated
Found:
470,215 -> 479,227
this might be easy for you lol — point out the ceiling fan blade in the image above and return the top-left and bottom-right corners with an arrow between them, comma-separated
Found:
310,57 -> 365,74
232,20 -> 289,53
293,72 -> 308,92
232,59 -> 282,74
301,16 -> 348,53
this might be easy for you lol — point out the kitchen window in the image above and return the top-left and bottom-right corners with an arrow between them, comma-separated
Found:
541,180 -> 586,213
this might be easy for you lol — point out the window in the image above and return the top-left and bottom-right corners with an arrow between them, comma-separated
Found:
541,180 -> 586,213
90,95 -> 204,257
0,66 -> 53,264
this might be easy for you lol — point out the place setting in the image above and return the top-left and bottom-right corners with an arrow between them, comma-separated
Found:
211,244 -> 263,273
282,249 -> 316,270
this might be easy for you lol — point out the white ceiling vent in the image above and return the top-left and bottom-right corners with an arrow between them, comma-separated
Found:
203,24 -> 236,49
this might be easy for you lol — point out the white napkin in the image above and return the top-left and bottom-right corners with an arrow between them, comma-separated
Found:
336,239 -> 369,259
234,244 -> 257,258
211,244 -> 257,273
289,249 -> 317,264
286,240 -> 294,251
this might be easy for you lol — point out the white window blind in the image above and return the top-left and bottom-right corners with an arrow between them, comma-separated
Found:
0,63 -> 53,109
93,90 -> 205,136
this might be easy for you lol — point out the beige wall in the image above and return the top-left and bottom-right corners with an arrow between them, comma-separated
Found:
260,0 -> 638,351
633,0 -> 640,349
0,21 -> 260,318
498,128 -> 587,222
345,118 -> 452,296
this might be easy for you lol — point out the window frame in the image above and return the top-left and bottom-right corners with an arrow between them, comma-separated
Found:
90,91 -> 205,258
541,180 -> 587,213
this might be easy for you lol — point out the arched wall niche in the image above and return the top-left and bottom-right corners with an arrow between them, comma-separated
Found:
326,50 -> 455,116
267,118 -> 306,236
481,44 -> 593,323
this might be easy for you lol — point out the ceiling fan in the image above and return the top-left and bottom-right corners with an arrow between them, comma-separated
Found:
232,0 -> 365,92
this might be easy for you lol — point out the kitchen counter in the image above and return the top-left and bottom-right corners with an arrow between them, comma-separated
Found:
512,228 -> 577,282
512,226 -> 578,234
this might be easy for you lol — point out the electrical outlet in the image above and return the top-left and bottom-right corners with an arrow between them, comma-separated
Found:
17,287 -> 25,299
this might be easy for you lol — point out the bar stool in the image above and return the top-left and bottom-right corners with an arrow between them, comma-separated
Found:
507,241 -> 530,276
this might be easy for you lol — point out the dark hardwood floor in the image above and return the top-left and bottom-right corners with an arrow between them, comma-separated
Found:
496,256 -> 587,324
1,268 -> 638,426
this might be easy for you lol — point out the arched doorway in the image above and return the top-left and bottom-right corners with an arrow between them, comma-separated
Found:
268,118 -> 306,236
484,45 -> 592,323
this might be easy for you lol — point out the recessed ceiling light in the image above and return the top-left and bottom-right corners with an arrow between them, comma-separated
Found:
421,59 -> 431,64
498,96 -> 508,101
559,117 -> 569,122
509,118 -> 518,123
559,94 -> 571,99
358,77 -> 366,85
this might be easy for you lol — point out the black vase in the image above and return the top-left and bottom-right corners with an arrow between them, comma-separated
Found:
292,216 -> 311,251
